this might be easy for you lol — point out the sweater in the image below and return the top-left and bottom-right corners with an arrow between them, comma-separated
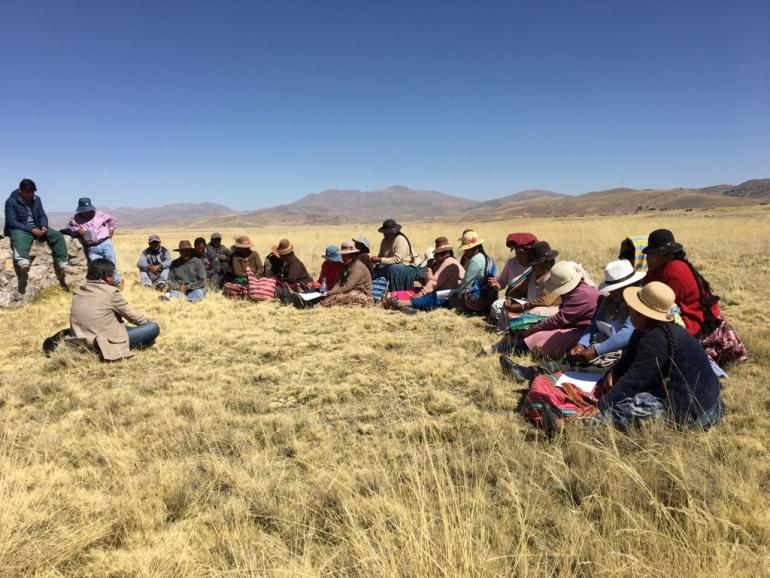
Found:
497,257 -> 528,287
421,256 -> 464,294
318,260 -> 344,288
4,189 -> 48,235
644,260 -> 720,336
598,324 -> 722,425
531,281 -> 600,333
326,259 -> 372,296
577,299 -> 635,356
458,252 -> 486,292
278,253 -> 312,285
137,246 -> 173,271
231,251 -> 263,277
378,234 -> 415,266
168,257 -> 206,290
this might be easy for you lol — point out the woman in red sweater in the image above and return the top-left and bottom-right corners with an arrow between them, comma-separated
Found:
643,229 -> 747,366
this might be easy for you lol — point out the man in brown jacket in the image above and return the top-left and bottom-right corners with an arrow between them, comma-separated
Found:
70,259 -> 160,361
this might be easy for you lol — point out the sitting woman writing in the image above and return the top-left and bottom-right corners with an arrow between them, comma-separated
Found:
318,241 -> 373,307
596,281 -> 725,430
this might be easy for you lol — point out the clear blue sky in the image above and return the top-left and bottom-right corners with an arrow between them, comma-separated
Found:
2,0 -> 768,211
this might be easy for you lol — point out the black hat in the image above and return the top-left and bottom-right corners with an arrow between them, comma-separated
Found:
378,219 -> 402,234
643,229 -> 683,255
527,241 -> 559,265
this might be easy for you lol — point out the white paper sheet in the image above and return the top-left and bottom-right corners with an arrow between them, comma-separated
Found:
596,320 -> 615,338
298,292 -> 323,301
512,298 -> 527,305
554,372 -> 601,394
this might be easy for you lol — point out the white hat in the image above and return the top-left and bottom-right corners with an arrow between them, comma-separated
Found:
599,259 -> 647,293
544,261 -> 583,296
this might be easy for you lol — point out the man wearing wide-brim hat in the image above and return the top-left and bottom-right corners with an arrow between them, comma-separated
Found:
162,240 -> 207,301
65,197 -> 124,289
369,218 -> 422,292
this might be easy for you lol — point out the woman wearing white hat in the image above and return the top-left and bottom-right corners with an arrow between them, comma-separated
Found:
596,281 -> 724,429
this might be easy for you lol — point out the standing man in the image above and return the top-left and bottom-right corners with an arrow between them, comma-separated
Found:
66,198 -> 123,289
4,178 -> 71,276
137,234 -> 173,290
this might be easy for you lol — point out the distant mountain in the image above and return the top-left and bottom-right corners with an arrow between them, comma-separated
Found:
7,202 -> 234,230
722,179 -> 770,199
476,189 -> 567,209
204,186 -> 481,226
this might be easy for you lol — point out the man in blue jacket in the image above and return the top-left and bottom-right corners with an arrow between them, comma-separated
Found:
4,178 -> 71,274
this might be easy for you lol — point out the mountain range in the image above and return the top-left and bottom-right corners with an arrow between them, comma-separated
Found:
2,180 -> 768,230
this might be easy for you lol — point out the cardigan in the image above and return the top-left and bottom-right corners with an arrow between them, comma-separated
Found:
421,256 -> 464,294
326,259 -> 372,296
598,324 -> 722,425
231,251 -> 263,277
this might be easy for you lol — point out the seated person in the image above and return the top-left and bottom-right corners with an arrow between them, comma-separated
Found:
65,197 -> 122,288
318,241 -> 373,307
488,233 -> 542,326
230,235 -> 263,284
272,238 -> 312,289
208,232 -> 232,276
643,229 -> 747,366
369,219 -> 421,291
69,258 -> 160,361
353,236 -> 373,273
619,235 -> 648,272
501,259 -> 645,381
4,178 -> 72,287
137,234 -> 172,290
502,261 -> 601,358
163,240 -> 206,301
314,245 -> 344,290
385,237 -> 465,311
596,282 -> 724,430
194,236 -> 222,288
455,230 -> 497,314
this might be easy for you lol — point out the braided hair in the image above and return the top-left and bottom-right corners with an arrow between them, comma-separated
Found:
658,322 -> 677,383
672,250 -> 722,336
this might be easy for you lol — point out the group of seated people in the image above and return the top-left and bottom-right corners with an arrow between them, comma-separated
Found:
9,179 -> 747,433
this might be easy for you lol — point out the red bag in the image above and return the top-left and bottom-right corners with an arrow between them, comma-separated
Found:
223,282 -> 248,299
247,276 -> 277,301
522,372 -> 599,427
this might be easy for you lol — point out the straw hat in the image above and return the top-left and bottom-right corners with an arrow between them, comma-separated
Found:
433,236 -> 453,254
174,240 -> 194,252
544,261 -> 583,296
233,235 -> 252,249
272,238 -> 293,256
623,281 -> 676,322
458,230 -> 484,251
338,240 -> 360,255
599,259 -> 647,292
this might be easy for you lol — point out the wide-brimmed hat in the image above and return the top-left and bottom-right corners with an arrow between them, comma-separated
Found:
458,230 -> 484,251
378,219 -> 402,234
643,229 -> 684,255
353,236 -> 371,253
233,235 -> 252,249
506,232 -> 538,250
272,238 -> 293,256
148,234 -> 161,243
338,240 -> 360,255
599,259 -> 647,292
544,261 -> 583,296
433,236 -> 453,254
174,240 -> 194,252
624,281 -> 676,322
527,241 -> 559,265
76,197 -> 96,214
210,232 -> 222,240
322,245 -> 342,262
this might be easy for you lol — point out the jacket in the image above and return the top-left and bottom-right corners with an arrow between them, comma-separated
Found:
278,253 -> 312,285
577,298 -> 635,356
326,259 -> 372,297
531,281 -> 601,333
4,189 -> 48,235
231,251 -> 263,277
318,260 -> 344,288
168,256 -> 206,290
137,246 -> 173,271
598,324 -> 722,425
645,260 -> 720,336
196,246 -> 221,275
69,280 -> 150,361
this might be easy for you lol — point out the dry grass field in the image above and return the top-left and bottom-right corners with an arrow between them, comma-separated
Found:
1,206 -> 770,577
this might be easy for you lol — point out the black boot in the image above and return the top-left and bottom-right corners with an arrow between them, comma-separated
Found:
499,355 -> 537,383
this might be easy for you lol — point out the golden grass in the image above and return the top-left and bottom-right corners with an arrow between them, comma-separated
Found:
1,205 -> 769,576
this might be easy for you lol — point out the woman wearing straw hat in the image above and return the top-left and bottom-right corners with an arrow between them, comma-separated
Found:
596,281 -> 724,430
318,241 -> 373,307
455,230 -> 498,314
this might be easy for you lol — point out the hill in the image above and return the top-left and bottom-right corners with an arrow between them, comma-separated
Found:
722,178 -> 770,199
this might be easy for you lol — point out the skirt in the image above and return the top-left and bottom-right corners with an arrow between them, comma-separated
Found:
524,327 -> 585,358
700,314 -> 748,366
319,290 -> 374,307
376,264 -> 424,292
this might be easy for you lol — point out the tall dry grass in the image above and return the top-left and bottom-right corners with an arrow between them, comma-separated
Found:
1,205 -> 769,576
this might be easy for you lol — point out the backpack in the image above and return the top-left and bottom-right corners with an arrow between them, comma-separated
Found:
522,372 -> 600,427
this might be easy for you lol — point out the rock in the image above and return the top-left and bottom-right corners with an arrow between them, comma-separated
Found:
0,236 -> 88,309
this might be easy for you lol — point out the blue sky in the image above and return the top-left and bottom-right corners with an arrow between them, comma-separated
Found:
1,0 -> 768,211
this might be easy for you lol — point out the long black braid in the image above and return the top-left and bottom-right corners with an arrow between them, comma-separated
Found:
658,322 -> 677,383
672,250 -> 722,336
